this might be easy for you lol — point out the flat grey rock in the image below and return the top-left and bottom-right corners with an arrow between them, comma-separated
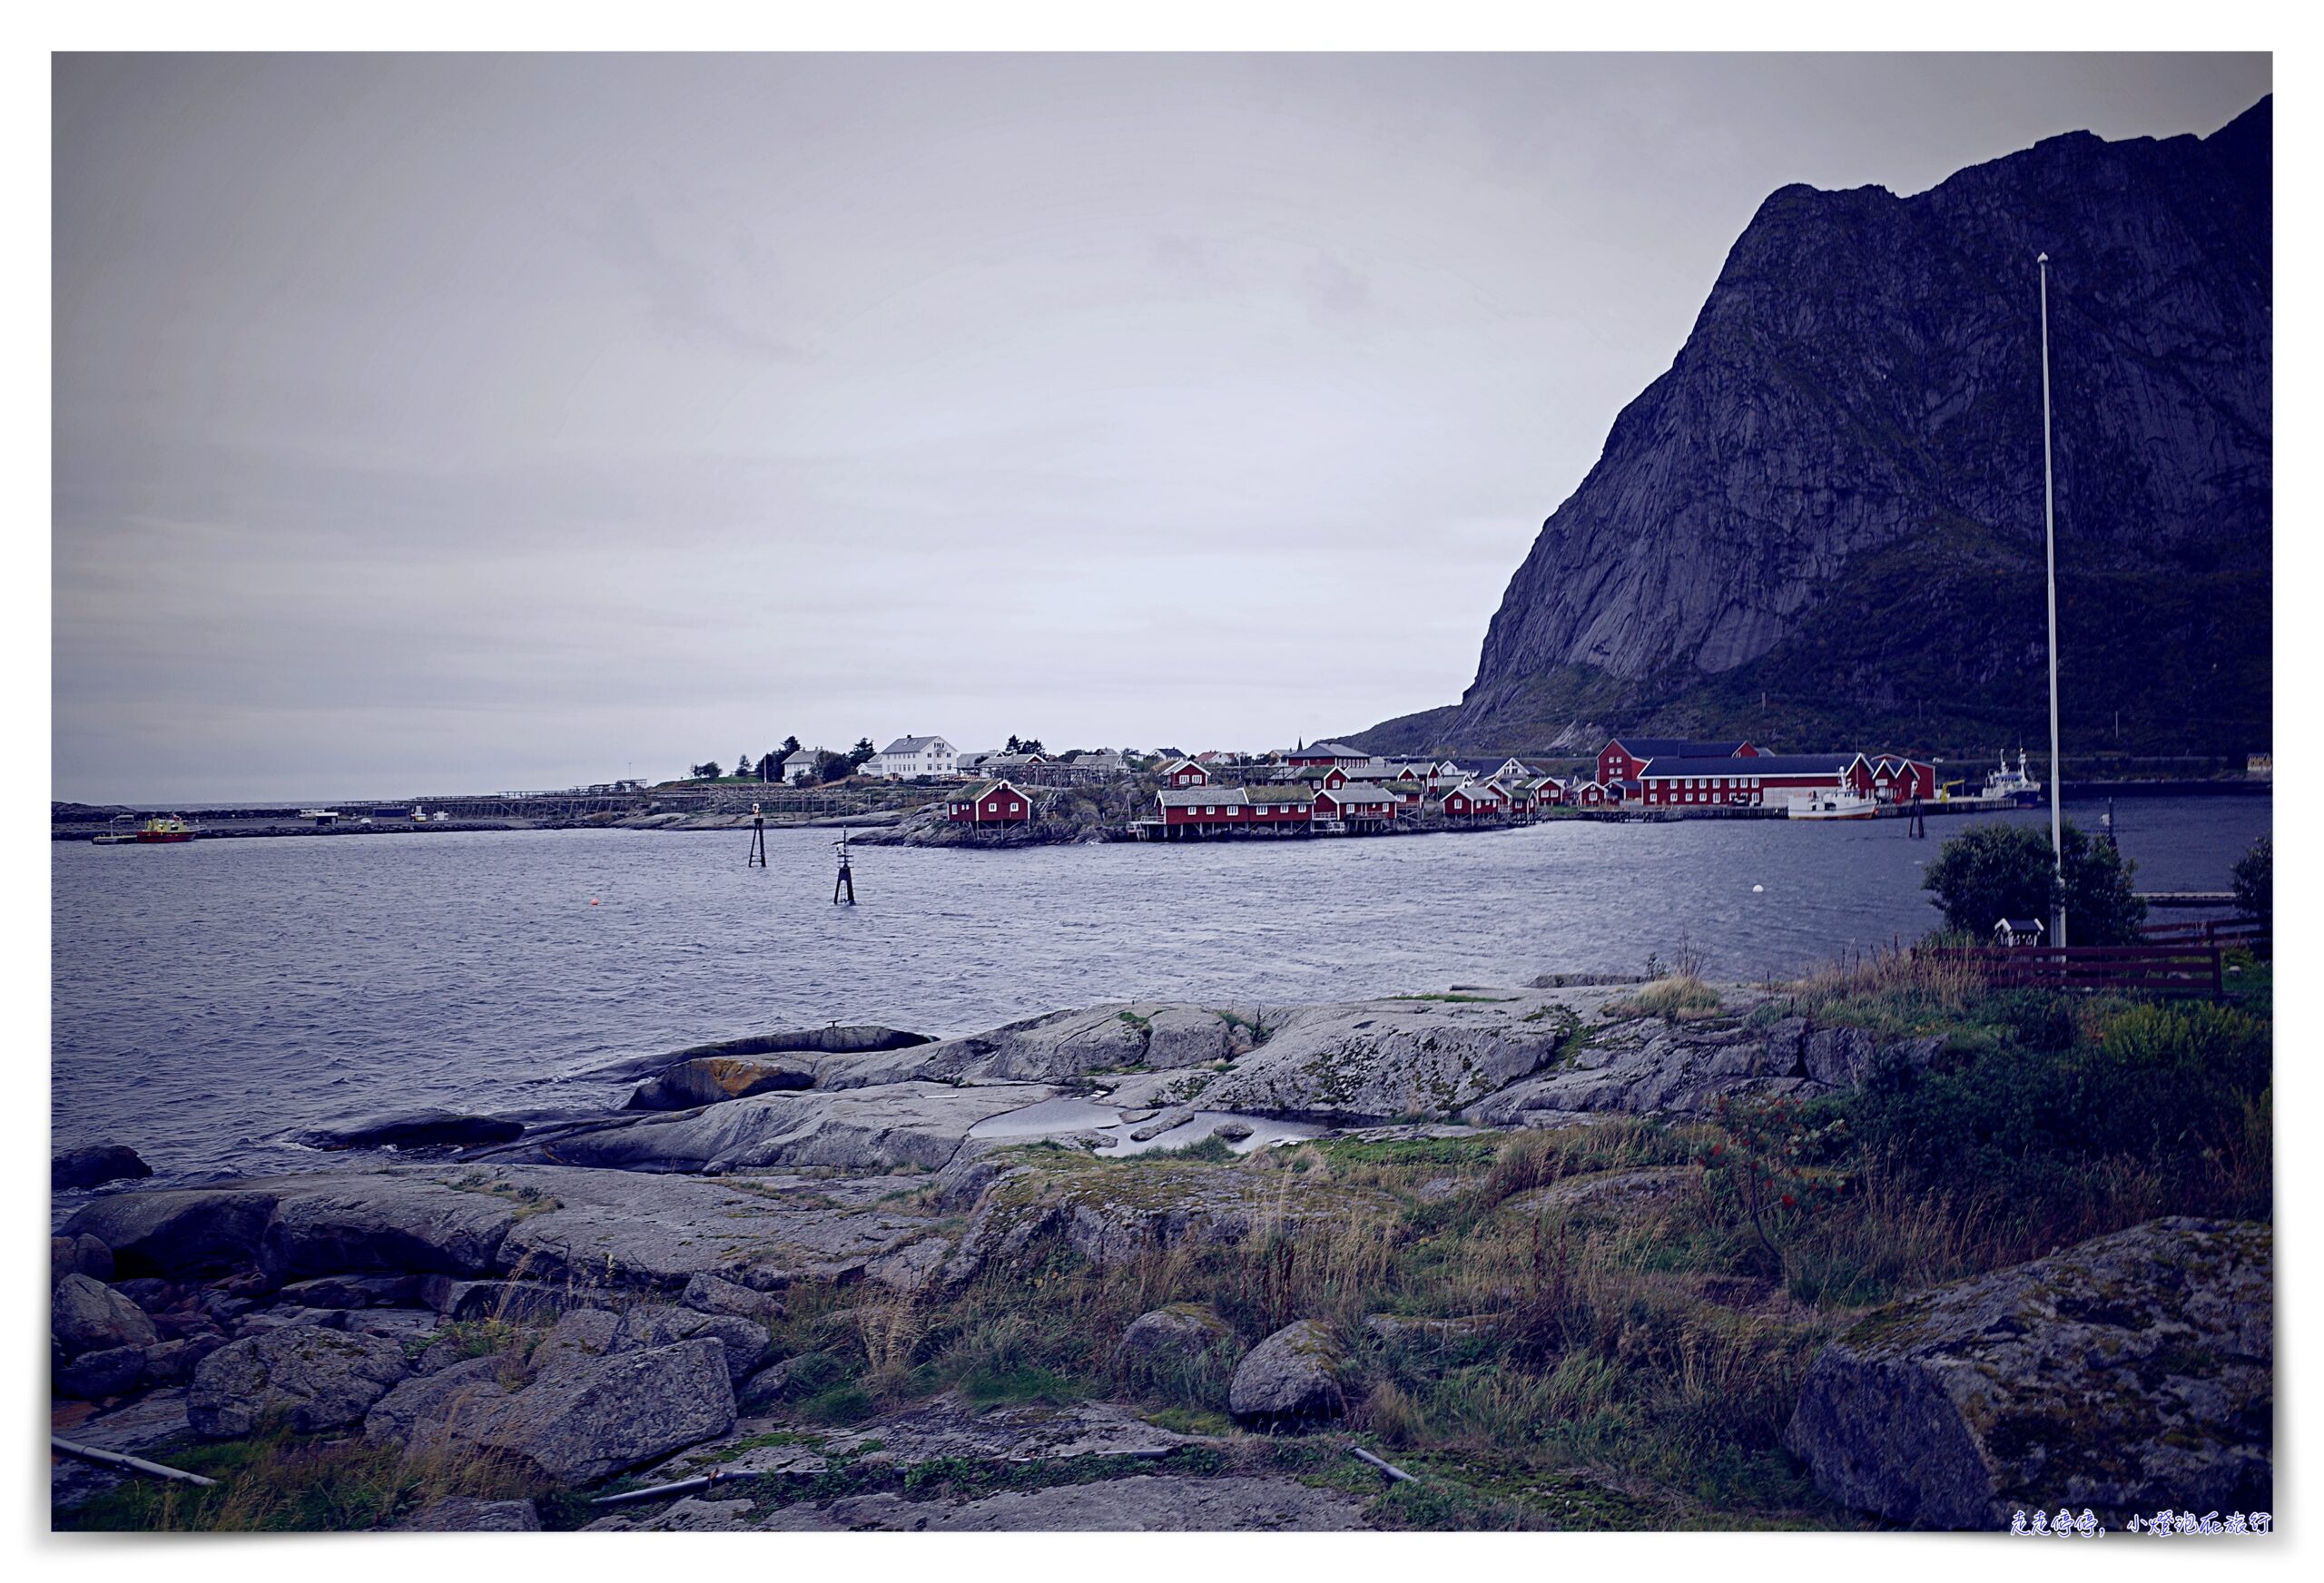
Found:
760,1474 -> 1365,1531
398,1495 -> 541,1531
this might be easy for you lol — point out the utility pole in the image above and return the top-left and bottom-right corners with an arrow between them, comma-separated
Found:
2040,253 -> 2066,945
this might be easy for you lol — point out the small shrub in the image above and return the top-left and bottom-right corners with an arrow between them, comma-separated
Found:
2231,835 -> 2270,922
1607,975 -> 1722,1022
1698,1095 -> 1852,1284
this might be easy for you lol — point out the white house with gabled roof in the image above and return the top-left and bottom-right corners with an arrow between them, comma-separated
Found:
870,735 -> 958,780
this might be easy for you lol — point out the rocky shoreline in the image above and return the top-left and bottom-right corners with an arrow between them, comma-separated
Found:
52,978 -> 2273,1531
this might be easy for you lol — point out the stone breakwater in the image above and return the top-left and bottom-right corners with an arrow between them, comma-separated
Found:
51,980 -> 2270,1530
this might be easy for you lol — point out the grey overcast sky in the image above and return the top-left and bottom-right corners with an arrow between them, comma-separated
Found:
53,52 -> 2270,801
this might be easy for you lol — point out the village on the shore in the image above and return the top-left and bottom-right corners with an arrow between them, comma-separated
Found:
876,733 -> 1954,838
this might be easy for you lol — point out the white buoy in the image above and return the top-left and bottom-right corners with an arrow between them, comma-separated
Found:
1752,884 -> 1764,894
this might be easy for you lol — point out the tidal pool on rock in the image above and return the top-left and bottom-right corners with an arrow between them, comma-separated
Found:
965,1096 -> 1321,1155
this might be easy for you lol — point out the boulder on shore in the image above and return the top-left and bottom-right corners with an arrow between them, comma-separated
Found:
62,1187 -> 281,1278
1116,1304 -> 1236,1378
1228,1320 -> 1348,1425
626,1057 -> 814,1111
51,1234 -> 115,1287
293,1112 -> 525,1151
57,1345 -> 149,1400
189,1326 -> 411,1438
375,1337 -> 735,1486
1785,1217 -> 2272,1529
53,1144 -> 153,1191
54,1273 -> 160,1358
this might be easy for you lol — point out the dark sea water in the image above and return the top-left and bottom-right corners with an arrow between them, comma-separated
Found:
52,796 -> 2267,1190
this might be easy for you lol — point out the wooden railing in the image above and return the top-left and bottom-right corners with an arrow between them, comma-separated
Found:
2139,916 -> 2269,954
1918,945 -> 2225,999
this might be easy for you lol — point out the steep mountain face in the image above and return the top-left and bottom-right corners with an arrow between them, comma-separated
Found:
1360,98 -> 2270,761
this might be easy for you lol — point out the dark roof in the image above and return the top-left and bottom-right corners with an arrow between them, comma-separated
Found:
1289,741 -> 1369,759
1157,788 -> 1248,809
950,779 -> 1029,802
1604,737 -> 1748,759
1637,753 -> 1860,778
1245,785 -> 1317,804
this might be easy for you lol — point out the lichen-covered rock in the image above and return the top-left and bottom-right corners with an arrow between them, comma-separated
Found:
1786,1217 -> 2272,1529
54,1273 -> 160,1357
530,1308 -> 625,1376
53,1144 -> 153,1191
1116,1304 -> 1236,1377
504,1080 -> 1057,1174
1467,1015 -> 1937,1126
1203,998 -> 1585,1121
139,1333 -> 228,1387
626,1057 -> 814,1110
365,1352 -> 517,1444
397,1496 -> 540,1531
56,1345 -> 148,1400
681,1272 -> 782,1320
1228,1320 -> 1348,1424
615,1304 -> 768,1384
260,1179 -> 517,1283
189,1326 -> 411,1438
51,1234 -> 115,1287
396,1338 -> 735,1486
278,1273 -> 420,1309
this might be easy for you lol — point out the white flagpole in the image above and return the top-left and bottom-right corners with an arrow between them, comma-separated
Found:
2040,253 -> 2066,945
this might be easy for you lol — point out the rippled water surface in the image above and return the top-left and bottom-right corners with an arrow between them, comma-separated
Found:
53,795 -> 2266,1184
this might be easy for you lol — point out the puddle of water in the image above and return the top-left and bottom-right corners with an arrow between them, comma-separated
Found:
966,1096 -> 1319,1157
966,1095 -> 1123,1137
1098,1112 -> 1321,1156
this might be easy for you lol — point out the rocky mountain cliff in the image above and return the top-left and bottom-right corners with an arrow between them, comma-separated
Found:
1358,98 -> 2270,762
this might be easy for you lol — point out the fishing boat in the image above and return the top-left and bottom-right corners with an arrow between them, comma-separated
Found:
1787,790 -> 1876,821
93,814 -> 196,844
1982,750 -> 2043,807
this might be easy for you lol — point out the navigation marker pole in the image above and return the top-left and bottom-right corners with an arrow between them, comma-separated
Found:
2039,252 -> 2066,945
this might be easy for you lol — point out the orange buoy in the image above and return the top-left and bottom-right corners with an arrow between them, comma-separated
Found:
589,899 -> 600,906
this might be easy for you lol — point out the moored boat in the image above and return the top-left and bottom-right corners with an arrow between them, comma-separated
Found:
94,814 -> 196,844
1982,750 -> 2043,807
1787,791 -> 1876,821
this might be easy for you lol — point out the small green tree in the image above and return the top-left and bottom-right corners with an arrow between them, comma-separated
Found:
848,738 -> 876,769
2061,826 -> 2145,945
1923,822 -> 2053,934
2231,835 -> 2271,922
691,761 -> 723,782
814,749 -> 851,783
1922,820 -> 2144,945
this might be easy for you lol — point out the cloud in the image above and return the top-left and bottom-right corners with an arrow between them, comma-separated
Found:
575,192 -> 795,362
